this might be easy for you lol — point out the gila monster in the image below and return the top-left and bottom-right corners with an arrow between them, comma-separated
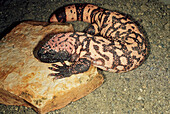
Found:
37,3 -> 148,79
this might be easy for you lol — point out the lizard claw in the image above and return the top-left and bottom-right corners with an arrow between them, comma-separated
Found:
48,61 -> 72,79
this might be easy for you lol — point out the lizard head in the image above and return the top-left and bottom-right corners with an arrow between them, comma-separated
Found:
37,34 -> 71,63
37,46 -> 70,63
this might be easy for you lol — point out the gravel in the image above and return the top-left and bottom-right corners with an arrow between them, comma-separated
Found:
0,0 -> 169,113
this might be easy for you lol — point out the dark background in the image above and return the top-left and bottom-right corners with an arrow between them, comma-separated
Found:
0,0 -> 169,113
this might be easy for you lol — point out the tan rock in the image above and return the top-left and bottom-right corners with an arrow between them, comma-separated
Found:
0,21 -> 104,114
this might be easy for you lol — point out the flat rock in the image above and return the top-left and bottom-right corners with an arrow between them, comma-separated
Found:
0,21 -> 104,114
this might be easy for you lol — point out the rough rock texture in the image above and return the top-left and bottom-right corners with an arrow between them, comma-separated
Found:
0,0 -> 169,114
0,21 -> 104,114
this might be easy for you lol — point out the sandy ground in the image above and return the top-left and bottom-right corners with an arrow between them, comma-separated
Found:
0,0 -> 169,113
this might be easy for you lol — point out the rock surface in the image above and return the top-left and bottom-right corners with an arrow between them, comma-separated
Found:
0,21 -> 104,114
0,1 -> 169,114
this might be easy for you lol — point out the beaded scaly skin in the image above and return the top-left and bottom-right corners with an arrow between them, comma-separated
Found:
37,3 -> 148,79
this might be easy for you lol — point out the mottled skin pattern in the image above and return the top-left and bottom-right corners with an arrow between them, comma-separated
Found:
37,3 -> 148,79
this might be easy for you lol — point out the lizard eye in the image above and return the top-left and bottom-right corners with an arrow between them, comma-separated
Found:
37,48 -> 59,63
37,47 -> 71,63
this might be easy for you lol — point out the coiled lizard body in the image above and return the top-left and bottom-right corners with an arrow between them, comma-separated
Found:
37,3 -> 148,79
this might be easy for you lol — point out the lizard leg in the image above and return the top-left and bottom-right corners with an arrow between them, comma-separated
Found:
48,58 -> 91,79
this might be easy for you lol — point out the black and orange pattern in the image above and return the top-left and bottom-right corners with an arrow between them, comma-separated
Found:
38,3 -> 148,79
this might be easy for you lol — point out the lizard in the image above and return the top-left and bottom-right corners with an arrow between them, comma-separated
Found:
37,3 -> 148,79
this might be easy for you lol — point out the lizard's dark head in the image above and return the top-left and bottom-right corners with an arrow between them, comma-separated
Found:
37,47 -> 70,63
